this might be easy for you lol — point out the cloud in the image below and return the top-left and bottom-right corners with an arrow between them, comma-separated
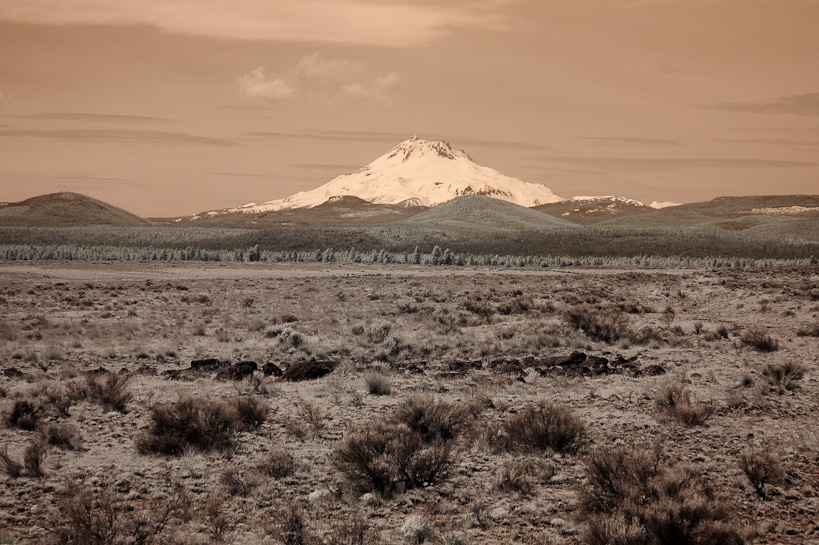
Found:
238,54 -> 399,103
0,129 -> 235,146
534,156 -> 816,173
0,1 -> 510,47
341,72 -> 400,104
238,67 -> 296,99
710,92 -> 819,116
242,130 -> 556,153
296,54 -> 367,83
14,112 -> 173,123
574,136 -> 679,146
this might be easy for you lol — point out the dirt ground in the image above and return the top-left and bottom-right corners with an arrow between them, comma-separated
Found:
0,261 -> 817,544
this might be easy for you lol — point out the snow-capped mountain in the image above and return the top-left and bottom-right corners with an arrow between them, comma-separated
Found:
216,136 -> 563,214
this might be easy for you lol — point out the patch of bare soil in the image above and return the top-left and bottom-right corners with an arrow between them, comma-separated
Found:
0,262 -> 817,544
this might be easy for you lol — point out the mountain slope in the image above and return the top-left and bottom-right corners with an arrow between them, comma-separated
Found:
403,195 -> 575,232
0,192 -> 148,227
212,136 -> 562,215
533,196 -> 657,225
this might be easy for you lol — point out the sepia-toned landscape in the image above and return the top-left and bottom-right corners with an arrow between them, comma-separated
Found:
3,2 -> 819,543
1,260 -> 817,544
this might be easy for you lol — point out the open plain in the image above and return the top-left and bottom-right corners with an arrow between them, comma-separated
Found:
1,261 -> 818,544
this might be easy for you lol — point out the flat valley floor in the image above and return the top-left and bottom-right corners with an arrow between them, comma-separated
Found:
1,262 -> 818,544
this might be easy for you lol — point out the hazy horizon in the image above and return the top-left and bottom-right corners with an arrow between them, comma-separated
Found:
1,1 -> 818,216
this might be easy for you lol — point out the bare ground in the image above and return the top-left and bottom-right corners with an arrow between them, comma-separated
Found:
0,262 -> 817,544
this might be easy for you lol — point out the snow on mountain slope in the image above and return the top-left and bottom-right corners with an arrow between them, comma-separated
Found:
218,136 -> 562,214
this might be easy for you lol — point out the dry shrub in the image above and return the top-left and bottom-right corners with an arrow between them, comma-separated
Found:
579,445 -> 744,545
23,441 -> 46,477
49,482 -> 179,545
654,378 -> 714,427
204,492 -> 234,542
325,515 -> 379,545
257,448 -> 296,479
298,401 -> 328,439
6,399 -> 41,430
136,396 -> 240,456
269,503 -> 314,545
333,421 -> 452,497
219,464 -> 258,497
232,395 -> 268,431
44,423 -> 83,450
85,373 -> 132,413
738,448 -> 785,499
565,305 -> 628,343
0,448 -> 23,478
796,322 -> 819,337
740,327 -> 779,352
496,458 -> 556,496
501,401 -> 585,453
390,394 -> 471,444
762,361 -> 806,394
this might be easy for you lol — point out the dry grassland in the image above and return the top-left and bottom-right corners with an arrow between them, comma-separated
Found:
0,262 -> 817,544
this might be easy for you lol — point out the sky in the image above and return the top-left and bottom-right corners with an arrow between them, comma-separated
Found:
0,0 -> 817,217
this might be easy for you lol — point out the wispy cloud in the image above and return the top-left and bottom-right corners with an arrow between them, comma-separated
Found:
238,68 -> 296,99
533,156 -> 816,172
573,136 -> 679,146
0,1 -> 510,47
242,129 -> 555,152
13,112 -> 174,123
239,54 -> 399,103
710,92 -> 819,116
0,129 -> 235,146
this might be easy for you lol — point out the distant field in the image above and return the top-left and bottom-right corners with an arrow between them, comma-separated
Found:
2,223 -> 818,265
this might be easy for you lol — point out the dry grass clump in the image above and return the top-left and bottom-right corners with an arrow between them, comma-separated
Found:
136,396 -> 241,456
740,327 -> 779,352
565,305 -> 628,343
654,378 -> 714,427
364,369 -> 392,396
738,448 -> 785,499
762,360 -> 806,394
579,445 -> 744,545
499,401 -> 585,454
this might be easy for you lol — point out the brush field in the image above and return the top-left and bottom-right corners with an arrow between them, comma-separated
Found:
0,262 -> 818,544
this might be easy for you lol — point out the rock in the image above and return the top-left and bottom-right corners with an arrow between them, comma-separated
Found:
190,358 -> 227,372
262,362 -> 283,377
280,359 -> 336,382
216,360 -> 257,381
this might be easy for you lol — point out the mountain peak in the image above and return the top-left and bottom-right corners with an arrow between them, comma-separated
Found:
210,136 -> 563,215
386,136 -> 468,163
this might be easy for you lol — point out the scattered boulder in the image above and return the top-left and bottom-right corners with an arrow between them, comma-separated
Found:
216,361 -> 257,381
190,358 -> 227,372
280,359 -> 336,382
262,362 -> 283,377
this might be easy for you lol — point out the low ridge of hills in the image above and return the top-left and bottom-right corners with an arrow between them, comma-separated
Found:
0,192 -> 148,228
